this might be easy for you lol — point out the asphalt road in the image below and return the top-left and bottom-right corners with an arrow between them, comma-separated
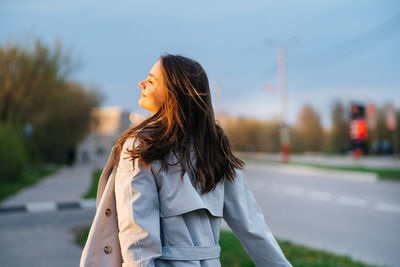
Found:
243,165 -> 400,267
0,209 -> 95,267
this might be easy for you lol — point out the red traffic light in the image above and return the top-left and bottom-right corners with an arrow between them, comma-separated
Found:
349,119 -> 368,140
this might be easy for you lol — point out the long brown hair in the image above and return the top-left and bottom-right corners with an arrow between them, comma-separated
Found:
113,54 -> 244,194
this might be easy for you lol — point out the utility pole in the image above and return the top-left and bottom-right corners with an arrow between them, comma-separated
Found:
266,37 -> 298,163
278,46 -> 290,163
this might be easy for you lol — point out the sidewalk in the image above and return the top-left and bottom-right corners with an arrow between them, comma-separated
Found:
0,154 -> 108,209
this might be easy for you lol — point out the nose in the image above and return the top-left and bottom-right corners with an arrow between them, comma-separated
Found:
138,80 -> 146,90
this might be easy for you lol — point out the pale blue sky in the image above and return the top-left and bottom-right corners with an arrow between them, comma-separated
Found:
1,0 -> 399,128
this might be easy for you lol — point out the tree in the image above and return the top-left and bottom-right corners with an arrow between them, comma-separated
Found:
326,99 -> 349,153
0,38 -> 103,163
291,104 -> 324,152
219,115 -> 280,152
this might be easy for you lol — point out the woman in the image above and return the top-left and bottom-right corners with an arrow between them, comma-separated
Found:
80,54 -> 293,267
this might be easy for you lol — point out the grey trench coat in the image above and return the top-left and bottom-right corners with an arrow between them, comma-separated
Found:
80,137 -> 293,267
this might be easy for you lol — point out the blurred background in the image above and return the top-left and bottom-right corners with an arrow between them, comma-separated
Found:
0,1 -> 399,267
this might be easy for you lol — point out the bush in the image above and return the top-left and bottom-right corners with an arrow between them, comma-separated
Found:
0,122 -> 27,182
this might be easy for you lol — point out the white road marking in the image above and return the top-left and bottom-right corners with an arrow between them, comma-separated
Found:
270,184 -> 400,213
26,201 -> 57,212
376,202 -> 400,213
283,186 -> 305,196
79,199 -> 96,209
307,190 -> 332,202
336,196 -> 367,207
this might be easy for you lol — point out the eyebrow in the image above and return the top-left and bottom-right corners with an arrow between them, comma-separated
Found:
149,73 -> 157,80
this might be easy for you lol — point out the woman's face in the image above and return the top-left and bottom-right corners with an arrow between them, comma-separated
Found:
138,60 -> 167,114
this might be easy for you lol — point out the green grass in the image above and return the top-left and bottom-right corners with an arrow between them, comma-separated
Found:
83,169 -> 102,199
74,227 -> 381,267
0,164 -> 62,202
300,163 -> 400,180
219,230 -> 255,266
240,155 -> 400,181
74,225 -> 91,247
219,230 -> 385,267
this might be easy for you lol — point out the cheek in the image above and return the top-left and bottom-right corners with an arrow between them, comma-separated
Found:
155,88 -> 166,105
155,94 -> 164,106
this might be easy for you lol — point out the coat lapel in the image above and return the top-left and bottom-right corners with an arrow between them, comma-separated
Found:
96,146 -> 118,208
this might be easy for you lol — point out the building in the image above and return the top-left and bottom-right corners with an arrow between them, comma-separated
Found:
76,106 -> 148,164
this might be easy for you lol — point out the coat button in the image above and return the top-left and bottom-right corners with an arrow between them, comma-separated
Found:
105,208 -> 111,217
104,246 -> 112,254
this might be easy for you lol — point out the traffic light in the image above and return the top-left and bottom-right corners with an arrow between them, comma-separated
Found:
350,103 -> 365,119
349,119 -> 368,140
349,102 -> 368,158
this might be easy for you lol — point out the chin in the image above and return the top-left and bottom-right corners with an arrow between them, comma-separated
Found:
139,104 -> 150,113
138,100 -> 145,109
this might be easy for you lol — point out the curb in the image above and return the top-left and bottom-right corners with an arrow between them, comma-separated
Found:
0,199 -> 96,214
245,164 -> 378,183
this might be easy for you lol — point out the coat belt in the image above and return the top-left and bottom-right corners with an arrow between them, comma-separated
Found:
159,245 -> 221,261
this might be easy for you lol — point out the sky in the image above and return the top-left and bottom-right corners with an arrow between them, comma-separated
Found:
1,0 -> 399,129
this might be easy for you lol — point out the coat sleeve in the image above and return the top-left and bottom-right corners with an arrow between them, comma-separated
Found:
114,138 -> 162,267
223,168 -> 293,267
